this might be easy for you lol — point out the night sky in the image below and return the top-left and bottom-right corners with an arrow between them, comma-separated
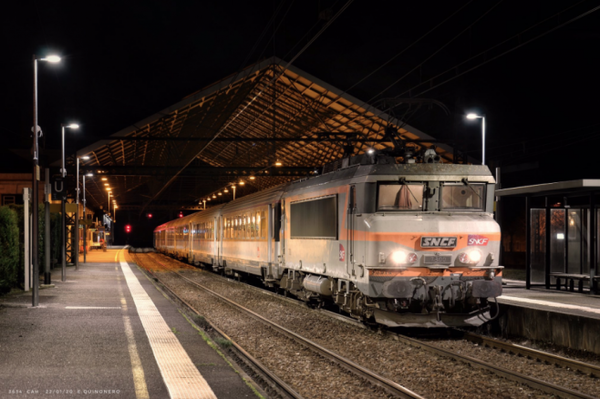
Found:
2,0 -> 599,189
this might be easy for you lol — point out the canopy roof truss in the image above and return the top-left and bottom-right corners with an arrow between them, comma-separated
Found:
76,57 -> 455,213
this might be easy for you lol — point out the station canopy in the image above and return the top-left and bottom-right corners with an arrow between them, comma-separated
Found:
77,56 -> 456,214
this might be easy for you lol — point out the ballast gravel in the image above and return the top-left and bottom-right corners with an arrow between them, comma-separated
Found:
133,253 -> 600,399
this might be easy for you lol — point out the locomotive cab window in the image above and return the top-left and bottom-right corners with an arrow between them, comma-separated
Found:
440,183 -> 485,211
377,183 -> 424,211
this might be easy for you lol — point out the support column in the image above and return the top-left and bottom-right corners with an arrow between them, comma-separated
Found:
23,188 -> 30,292
589,193 -> 597,294
44,169 -> 51,285
525,195 -> 531,290
545,197 -> 551,290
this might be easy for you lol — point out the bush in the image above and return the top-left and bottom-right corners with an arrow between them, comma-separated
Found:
6,204 -> 62,291
0,206 -> 19,294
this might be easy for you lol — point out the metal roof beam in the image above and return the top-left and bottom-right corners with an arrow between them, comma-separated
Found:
78,165 -> 316,177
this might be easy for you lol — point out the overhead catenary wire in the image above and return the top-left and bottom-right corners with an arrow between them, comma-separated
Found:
357,0 -> 487,101
325,0 -> 598,159
291,1 -> 501,157
141,0 -> 355,213
402,1 -> 598,99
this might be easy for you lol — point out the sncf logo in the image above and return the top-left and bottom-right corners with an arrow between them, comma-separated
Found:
421,237 -> 457,248
468,235 -> 489,246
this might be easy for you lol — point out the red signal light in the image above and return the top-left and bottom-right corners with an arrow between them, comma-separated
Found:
125,224 -> 132,233
178,212 -> 183,218
147,213 -> 153,219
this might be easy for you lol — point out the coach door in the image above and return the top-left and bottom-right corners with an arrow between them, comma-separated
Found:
214,216 -> 220,266
347,185 -> 357,277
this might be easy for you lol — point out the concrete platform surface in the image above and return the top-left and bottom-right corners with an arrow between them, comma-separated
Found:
0,248 -> 259,399
496,280 -> 600,355
500,280 -> 600,320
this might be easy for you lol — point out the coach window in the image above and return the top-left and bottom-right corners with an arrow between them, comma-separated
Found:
440,183 -> 485,211
260,210 -> 267,239
377,183 -> 424,211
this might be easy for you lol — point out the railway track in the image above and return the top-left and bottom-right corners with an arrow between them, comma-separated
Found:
460,332 -> 600,379
387,332 -> 599,399
218,272 -> 600,398
173,271 -> 423,399
130,253 -> 302,399
131,252 -> 600,399
131,252 -> 423,399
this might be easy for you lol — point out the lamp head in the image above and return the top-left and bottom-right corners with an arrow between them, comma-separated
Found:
466,113 -> 481,120
41,55 -> 61,63
81,155 -> 90,160
66,123 -> 79,129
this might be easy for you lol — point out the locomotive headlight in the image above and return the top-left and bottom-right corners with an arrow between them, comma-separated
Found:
468,250 -> 482,263
391,250 -> 407,264
459,250 -> 482,264
391,251 -> 418,265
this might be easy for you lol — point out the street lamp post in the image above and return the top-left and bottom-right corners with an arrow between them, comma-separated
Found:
466,113 -> 486,165
32,54 -> 61,307
75,156 -> 89,270
107,190 -> 112,246
83,172 -> 92,263
61,123 -> 79,282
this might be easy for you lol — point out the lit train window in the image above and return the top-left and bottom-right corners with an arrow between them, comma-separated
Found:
377,183 -> 424,211
440,183 -> 485,211
260,210 -> 267,239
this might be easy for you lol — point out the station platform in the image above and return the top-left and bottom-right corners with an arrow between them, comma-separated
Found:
0,248 -> 259,399
494,279 -> 600,355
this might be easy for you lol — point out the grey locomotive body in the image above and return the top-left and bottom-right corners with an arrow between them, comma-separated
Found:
155,154 -> 503,328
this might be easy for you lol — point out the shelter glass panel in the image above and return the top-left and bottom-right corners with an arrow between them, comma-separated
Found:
530,209 -> 546,284
550,209 -> 565,274
567,209 -> 587,275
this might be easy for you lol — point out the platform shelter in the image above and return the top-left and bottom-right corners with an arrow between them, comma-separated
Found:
496,180 -> 600,294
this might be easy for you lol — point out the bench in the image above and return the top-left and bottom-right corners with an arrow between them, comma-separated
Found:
550,273 -> 600,293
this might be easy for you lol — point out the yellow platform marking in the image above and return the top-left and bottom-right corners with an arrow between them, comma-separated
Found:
118,250 -> 217,399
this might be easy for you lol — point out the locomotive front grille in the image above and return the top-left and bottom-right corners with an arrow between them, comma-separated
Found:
423,255 -> 452,265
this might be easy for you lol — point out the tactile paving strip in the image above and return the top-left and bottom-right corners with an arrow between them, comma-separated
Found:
119,254 -> 217,399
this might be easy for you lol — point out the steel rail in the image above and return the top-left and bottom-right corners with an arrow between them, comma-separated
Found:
462,332 -> 600,378
129,253 -> 303,399
174,271 -> 424,399
232,271 -> 600,395
135,252 -> 597,399
388,332 -> 598,399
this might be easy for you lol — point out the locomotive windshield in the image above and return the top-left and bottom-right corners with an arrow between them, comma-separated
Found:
376,181 -> 487,212
377,183 -> 424,211
440,183 -> 485,211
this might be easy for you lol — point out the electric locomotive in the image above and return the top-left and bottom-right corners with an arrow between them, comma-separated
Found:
155,151 -> 503,328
